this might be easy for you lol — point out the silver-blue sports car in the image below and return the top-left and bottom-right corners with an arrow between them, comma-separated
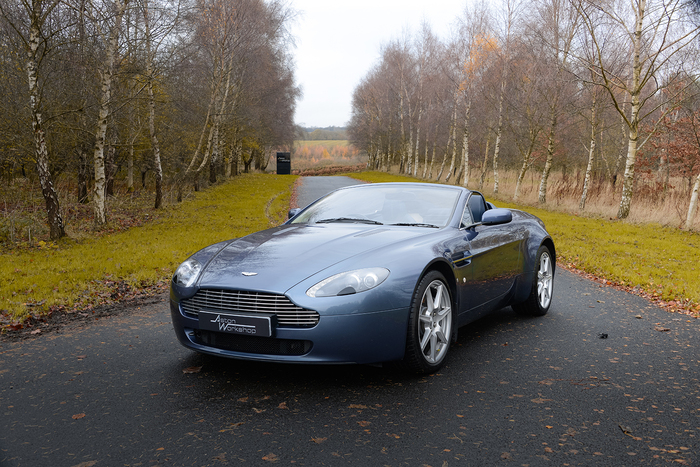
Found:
170,182 -> 555,373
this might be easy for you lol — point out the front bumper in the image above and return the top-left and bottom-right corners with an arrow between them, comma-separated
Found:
170,299 -> 410,365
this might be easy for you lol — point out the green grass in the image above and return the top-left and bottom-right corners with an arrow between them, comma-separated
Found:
0,174 -> 297,324
348,171 -> 700,312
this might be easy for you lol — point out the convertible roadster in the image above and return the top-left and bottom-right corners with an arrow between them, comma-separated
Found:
170,182 -> 555,373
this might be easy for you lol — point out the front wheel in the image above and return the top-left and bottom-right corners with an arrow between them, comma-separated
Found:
400,271 -> 453,373
513,245 -> 554,316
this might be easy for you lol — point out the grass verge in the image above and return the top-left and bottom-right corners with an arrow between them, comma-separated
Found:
0,174 -> 297,329
348,171 -> 700,317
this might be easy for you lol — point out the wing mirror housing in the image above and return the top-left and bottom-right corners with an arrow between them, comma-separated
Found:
481,208 -> 512,226
288,208 -> 302,219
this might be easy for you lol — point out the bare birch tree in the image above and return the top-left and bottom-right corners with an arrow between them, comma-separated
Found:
85,0 -> 129,225
491,0 -> 520,194
0,0 -> 66,239
574,0 -> 700,219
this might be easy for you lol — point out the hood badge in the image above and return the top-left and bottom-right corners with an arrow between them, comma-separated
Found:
242,272 -> 258,276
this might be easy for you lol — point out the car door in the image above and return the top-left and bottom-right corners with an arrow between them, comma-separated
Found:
461,193 -> 523,315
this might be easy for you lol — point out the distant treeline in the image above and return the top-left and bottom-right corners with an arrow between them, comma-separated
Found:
297,126 -> 348,141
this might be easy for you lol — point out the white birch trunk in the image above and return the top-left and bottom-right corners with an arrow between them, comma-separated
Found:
428,129 -> 438,179
144,0 -> 163,208
460,100 -> 471,187
444,101 -> 459,183
617,0 -> 645,219
92,0 -> 127,226
685,171 -> 700,229
538,109 -> 557,204
421,140 -> 429,179
25,0 -> 65,239
437,115 -> 454,182
580,99 -> 597,211
399,85 -> 407,173
493,79 -> 505,194
413,103 -> 422,177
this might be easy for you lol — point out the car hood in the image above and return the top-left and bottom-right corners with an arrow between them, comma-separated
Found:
197,224 -> 428,293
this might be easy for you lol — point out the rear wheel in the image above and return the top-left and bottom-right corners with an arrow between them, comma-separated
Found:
513,245 -> 554,316
401,271 -> 453,373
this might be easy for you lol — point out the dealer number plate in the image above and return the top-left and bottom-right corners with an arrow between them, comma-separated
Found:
199,311 -> 273,337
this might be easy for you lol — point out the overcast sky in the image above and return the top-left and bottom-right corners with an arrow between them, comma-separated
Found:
291,0 -> 469,128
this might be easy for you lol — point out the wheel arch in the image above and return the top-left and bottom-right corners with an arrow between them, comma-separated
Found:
540,237 -> 556,272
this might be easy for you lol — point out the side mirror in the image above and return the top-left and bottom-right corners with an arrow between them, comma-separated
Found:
481,208 -> 512,226
288,208 -> 302,220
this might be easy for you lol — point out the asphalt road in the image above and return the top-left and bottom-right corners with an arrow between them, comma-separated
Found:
294,175 -> 364,209
1,177 -> 698,466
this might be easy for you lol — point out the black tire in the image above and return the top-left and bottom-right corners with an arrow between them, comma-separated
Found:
400,271 -> 454,373
513,245 -> 554,316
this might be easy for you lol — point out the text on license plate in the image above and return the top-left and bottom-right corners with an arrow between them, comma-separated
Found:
198,311 -> 273,337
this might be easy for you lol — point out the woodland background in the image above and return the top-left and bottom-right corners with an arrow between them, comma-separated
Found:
348,0 -> 700,231
3,0 -> 700,250
1,0 -> 299,243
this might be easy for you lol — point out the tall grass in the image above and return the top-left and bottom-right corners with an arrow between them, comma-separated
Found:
0,174 -> 297,323
469,168 -> 700,231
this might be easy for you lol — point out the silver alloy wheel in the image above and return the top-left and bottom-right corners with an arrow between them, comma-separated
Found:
537,251 -> 553,309
418,280 -> 452,364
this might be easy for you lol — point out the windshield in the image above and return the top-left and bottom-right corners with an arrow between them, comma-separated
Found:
291,184 -> 461,228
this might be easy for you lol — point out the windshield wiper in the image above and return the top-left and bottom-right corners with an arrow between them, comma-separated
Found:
390,222 -> 439,228
316,217 -> 384,225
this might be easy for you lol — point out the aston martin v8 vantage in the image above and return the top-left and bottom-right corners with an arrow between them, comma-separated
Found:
170,182 -> 555,373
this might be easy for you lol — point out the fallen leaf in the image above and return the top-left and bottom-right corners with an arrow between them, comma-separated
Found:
72,413 -> 86,420
277,402 -> 288,410
348,404 -> 368,409
358,421 -> 371,427
545,447 -> 553,453
311,437 -> 327,444
182,366 -> 202,374
619,425 -> 632,434
654,326 -> 670,332
262,453 -> 279,462
253,408 -> 266,414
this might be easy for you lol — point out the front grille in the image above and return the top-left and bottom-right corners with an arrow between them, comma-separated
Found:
196,330 -> 312,356
181,289 -> 319,327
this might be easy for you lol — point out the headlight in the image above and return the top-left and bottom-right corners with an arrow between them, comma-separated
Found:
306,268 -> 389,297
173,259 -> 202,287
